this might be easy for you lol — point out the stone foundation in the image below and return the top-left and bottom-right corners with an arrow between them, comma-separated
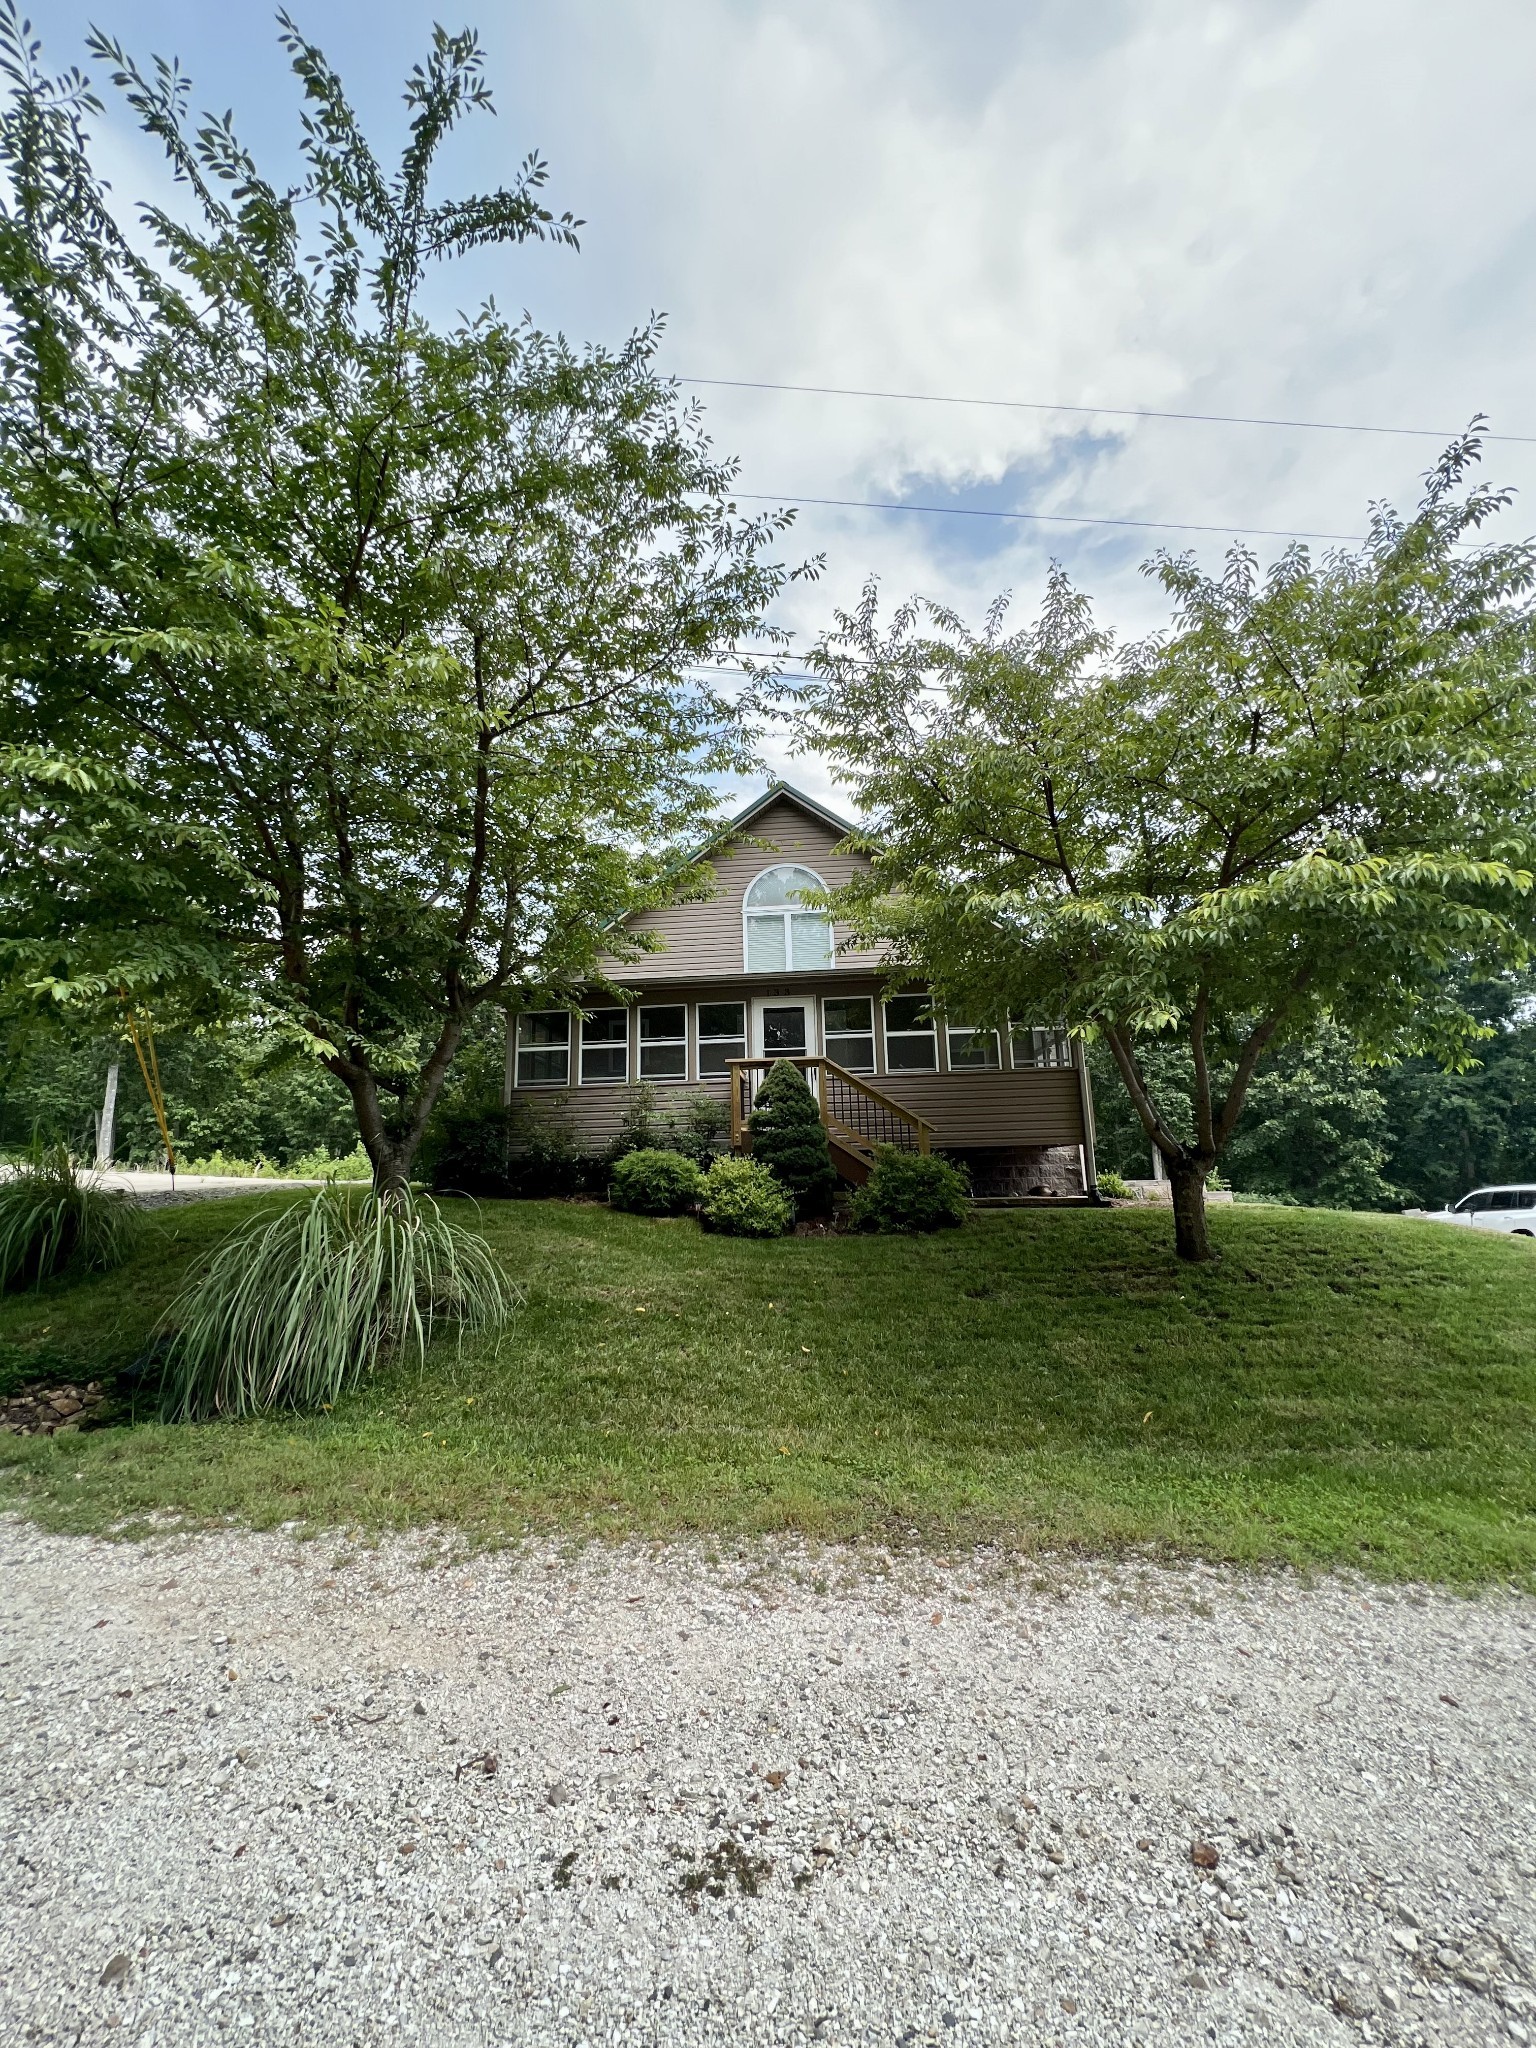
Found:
943,1144 -> 1087,1199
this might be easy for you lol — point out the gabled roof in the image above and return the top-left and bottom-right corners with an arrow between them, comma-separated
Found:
701,778 -> 861,851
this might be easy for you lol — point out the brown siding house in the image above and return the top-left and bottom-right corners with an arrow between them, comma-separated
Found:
503,783 -> 1098,1196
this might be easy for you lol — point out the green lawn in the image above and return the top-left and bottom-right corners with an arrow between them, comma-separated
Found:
1,1194 -> 1533,1584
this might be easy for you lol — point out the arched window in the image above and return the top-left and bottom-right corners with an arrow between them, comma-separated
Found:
743,864 -> 833,972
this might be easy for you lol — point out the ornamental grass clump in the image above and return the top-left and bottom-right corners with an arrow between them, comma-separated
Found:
159,1189 -> 519,1420
697,1156 -> 793,1238
0,1148 -> 141,1291
747,1060 -> 837,1216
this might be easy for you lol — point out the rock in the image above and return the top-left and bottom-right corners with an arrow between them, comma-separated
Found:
1395,1903 -> 1422,1929
1437,1946 -> 1464,1969
1391,1928 -> 1419,1955
1333,1982 -> 1377,2019
1190,1841 -> 1220,1870
1379,1987 -> 1402,2013
99,1954 -> 131,1987
543,1781 -> 570,1808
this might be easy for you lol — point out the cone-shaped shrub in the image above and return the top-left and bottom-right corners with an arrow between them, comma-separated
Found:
748,1059 -> 837,1216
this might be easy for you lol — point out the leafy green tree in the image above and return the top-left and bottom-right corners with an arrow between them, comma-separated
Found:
748,1059 -> 837,1216
0,11 -> 796,1196
800,442 -> 1536,1259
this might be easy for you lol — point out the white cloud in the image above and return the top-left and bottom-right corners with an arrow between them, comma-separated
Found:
36,0 -> 1536,815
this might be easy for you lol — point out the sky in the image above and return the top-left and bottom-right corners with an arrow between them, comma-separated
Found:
27,0 -> 1536,814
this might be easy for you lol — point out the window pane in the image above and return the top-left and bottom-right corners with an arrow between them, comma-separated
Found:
885,1035 -> 937,1071
519,1011 -> 570,1049
698,1002 -> 746,1041
697,1038 -> 746,1076
826,1033 -> 875,1073
1011,1025 -> 1071,1068
581,1008 -> 628,1044
884,995 -> 932,1034
639,1042 -> 686,1079
789,914 -> 833,970
517,1047 -> 569,1085
762,1006 -> 808,1055
948,1028 -> 1000,1069
824,997 -> 872,1035
744,863 -> 824,908
580,1044 -> 626,1082
745,915 -> 788,971
639,1006 -> 686,1041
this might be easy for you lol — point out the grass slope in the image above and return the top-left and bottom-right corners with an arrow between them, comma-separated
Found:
0,1196 -> 1532,1583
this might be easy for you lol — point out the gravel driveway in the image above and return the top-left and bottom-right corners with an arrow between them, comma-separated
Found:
1,1519 -> 1531,2048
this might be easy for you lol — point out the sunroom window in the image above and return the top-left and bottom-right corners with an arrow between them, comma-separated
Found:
638,1004 -> 687,1079
744,864 -> 833,972
946,1022 -> 1001,1069
1010,1025 -> 1072,1069
580,1007 -> 628,1084
883,994 -> 937,1071
823,996 -> 875,1073
697,1001 -> 746,1076
516,1011 -> 570,1086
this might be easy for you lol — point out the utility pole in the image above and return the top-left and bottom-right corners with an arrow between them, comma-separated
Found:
94,1060 -> 120,1170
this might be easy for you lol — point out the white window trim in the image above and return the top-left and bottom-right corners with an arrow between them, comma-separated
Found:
637,1003 -> 689,1082
821,994 -> 877,1074
578,1006 -> 630,1086
742,863 -> 834,973
882,994 -> 938,1073
697,1000 -> 748,1077
515,1010 -> 572,1089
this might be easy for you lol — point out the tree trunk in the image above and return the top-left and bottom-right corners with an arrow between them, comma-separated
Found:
1168,1155 -> 1214,1263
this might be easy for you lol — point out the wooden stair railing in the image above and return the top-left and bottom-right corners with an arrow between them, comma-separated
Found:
727,1057 -> 934,1172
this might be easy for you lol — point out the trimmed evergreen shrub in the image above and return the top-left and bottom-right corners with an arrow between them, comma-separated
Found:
747,1060 -> 837,1216
608,1148 -> 701,1216
850,1148 -> 970,1233
697,1155 -> 794,1237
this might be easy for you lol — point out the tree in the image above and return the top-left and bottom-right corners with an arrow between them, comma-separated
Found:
799,440 -> 1536,1259
0,10 -> 798,1195
748,1059 -> 837,1216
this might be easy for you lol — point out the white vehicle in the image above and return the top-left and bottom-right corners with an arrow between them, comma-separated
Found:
1406,1185 -> 1536,1236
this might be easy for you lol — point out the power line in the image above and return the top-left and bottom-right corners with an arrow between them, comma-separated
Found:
728,490 -> 1363,544
680,374 -> 1533,447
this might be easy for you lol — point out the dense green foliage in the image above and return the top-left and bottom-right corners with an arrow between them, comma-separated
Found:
748,1061 -> 837,1216
697,1155 -> 794,1237
1,1196 -> 1532,1583
801,443 -> 1536,1257
159,1189 -> 517,1420
0,14 -> 793,1194
0,1146 -> 139,1289
0,1020 -> 360,1165
607,1148 -> 701,1216
850,1148 -> 970,1233
1091,979 -> 1536,1208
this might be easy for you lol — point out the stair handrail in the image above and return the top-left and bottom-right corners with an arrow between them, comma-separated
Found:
726,1055 -> 933,1155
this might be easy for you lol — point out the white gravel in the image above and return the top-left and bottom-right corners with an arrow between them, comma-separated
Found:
1,1519 -> 1532,2048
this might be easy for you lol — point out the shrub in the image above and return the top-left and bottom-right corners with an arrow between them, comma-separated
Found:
1096,1169 -> 1135,1200
287,1142 -> 373,1182
748,1060 -> 837,1216
0,1148 -> 142,1290
608,1148 -> 701,1216
850,1148 -> 970,1233
428,1102 -> 513,1196
159,1188 -> 519,1419
697,1155 -> 794,1237
666,1090 -> 731,1165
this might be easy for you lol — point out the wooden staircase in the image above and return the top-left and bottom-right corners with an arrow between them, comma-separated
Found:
727,1056 -> 934,1187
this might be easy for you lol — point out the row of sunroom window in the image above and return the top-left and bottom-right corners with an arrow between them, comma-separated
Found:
513,996 -> 1073,1089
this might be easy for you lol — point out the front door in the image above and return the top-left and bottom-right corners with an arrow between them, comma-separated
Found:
753,996 -> 817,1062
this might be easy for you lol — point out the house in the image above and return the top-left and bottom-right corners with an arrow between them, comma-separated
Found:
503,782 -> 1099,1197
